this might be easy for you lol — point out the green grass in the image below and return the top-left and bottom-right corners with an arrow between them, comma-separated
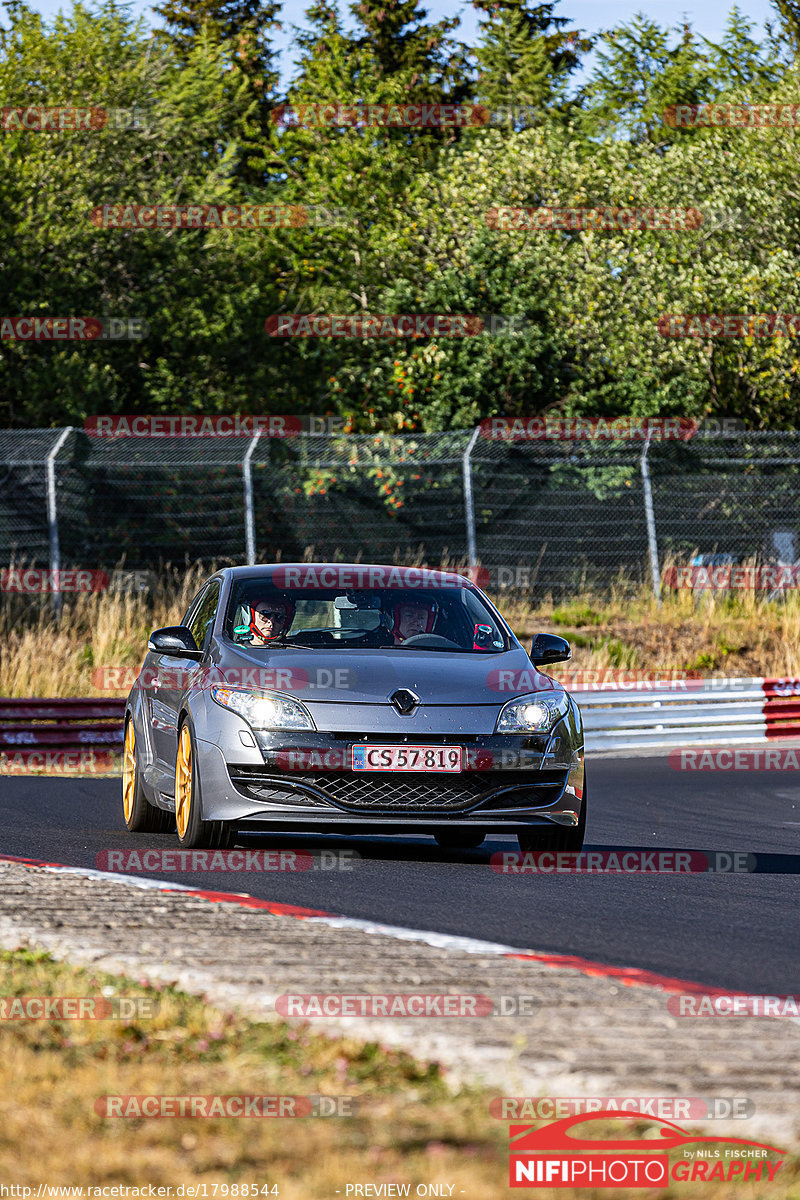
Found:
550,604 -> 607,627
0,945 -> 796,1195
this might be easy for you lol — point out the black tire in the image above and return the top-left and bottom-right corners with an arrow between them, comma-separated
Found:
518,785 -> 587,854
122,717 -> 174,833
175,716 -> 237,849
434,829 -> 486,850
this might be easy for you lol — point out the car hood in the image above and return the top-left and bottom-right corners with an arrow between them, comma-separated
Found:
217,644 -> 562,705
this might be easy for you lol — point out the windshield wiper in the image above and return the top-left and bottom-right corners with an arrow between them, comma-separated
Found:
266,636 -> 322,649
399,645 -> 502,652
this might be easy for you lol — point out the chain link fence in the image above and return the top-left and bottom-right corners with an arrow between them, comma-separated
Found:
1,427 -> 799,596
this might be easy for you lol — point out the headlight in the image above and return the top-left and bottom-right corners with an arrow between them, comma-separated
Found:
496,690 -> 570,733
211,686 -> 315,731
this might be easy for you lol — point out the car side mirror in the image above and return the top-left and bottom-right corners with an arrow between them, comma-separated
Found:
148,626 -> 203,659
530,633 -> 571,666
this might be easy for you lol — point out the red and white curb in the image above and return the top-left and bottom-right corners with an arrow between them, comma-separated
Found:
0,852 -> 779,1011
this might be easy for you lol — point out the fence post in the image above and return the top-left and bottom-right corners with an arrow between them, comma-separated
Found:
640,428 -> 662,604
243,432 -> 261,565
462,427 -> 481,567
46,427 -> 72,620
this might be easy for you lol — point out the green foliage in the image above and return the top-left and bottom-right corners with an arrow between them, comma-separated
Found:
566,633 -> 637,665
551,604 -> 605,626
346,0 -> 466,97
471,0 -> 592,111
3,0 -> 800,432
152,0 -> 282,183
771,0 -> 800,55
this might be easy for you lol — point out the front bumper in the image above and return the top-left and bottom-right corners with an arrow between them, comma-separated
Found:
195,722 -> 585,832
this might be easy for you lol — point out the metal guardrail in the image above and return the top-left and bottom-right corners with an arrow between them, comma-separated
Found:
2,680 -> 800,768
575,678 -> 800,751
0,698 -> 124,771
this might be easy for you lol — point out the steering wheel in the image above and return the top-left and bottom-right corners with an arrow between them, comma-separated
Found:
400,633 -> 461,649
289,627 -> 368,646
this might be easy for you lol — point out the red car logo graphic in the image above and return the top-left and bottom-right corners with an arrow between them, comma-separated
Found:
509,1112 -> 785,1189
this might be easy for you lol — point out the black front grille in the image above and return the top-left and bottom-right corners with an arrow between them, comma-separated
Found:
301,771 -> 493,811
228,766 -> 566,813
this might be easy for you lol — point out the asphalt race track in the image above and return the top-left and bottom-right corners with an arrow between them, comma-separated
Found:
2,756 -> 798,995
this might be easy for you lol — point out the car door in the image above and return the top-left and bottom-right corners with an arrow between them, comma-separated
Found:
150,579 -> 221,771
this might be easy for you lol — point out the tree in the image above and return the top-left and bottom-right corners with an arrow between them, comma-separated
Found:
582,16 -> 715,144
349,0 -> 467,97
152,0 -> 282,184
470,0 -> 591,112
0,1 -> 289,425
771,0 -> 800,55
704,6 -> 789,94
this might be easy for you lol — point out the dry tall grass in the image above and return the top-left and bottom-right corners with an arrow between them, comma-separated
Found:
510,577 -> 800,680
0,565 -> 207,697
2,949 -> 796,1194
2,556 -> 799,697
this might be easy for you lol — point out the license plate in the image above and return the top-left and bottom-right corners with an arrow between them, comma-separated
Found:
351,745 -> 462,772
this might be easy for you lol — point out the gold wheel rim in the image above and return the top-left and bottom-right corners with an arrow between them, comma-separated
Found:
175,724 -> 192,839
122,720 -> 136,821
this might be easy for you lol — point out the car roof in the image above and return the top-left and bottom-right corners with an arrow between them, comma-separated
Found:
221,563 -> 474,577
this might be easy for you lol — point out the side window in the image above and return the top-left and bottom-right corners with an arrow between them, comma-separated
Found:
181,587 -> 207,628
187,581 -> 221,652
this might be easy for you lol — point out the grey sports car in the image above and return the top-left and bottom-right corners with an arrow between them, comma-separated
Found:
122,564 -> 585,851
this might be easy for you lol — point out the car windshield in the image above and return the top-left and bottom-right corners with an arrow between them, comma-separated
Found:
224,580 -> 509,652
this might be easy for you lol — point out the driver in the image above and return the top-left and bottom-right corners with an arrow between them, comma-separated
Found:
241,596 -> 296,647
390,598 -> 438,644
